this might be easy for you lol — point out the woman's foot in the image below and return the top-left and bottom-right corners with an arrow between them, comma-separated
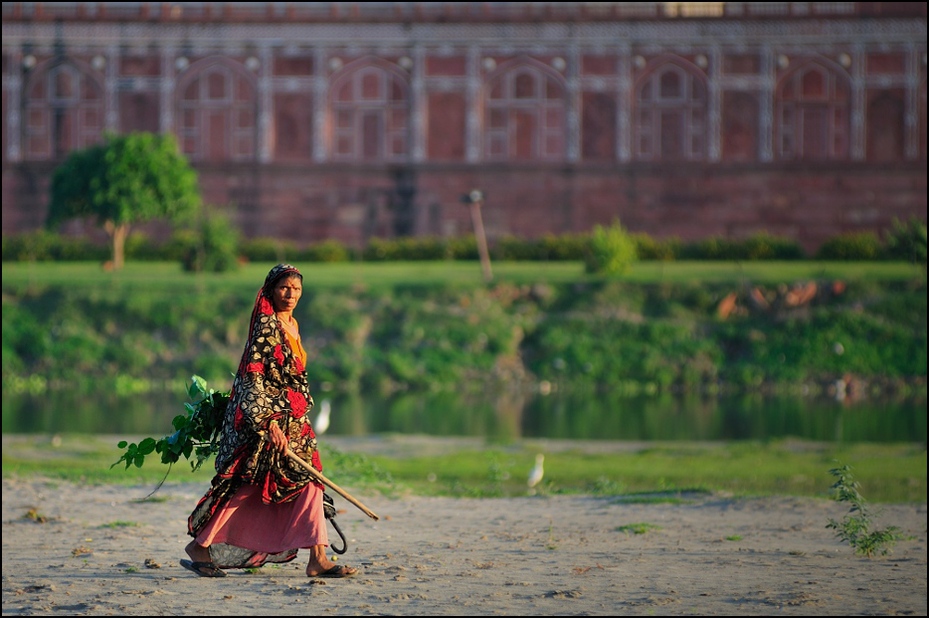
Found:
181,540 -> 226,577
307,563 -> 358,578
306,546 -> 357,578
185,540 -> 213,564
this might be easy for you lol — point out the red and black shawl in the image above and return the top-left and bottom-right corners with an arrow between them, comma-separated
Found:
188,264 -> 322,537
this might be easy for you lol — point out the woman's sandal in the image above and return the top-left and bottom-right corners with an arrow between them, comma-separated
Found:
180,558 -> 227,578
312,564 -> 357,578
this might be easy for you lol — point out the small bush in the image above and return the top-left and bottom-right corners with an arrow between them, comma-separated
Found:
300,239 -> 352,263
741,232 -> 805,260
240,237 -> 297,263
447,235 -> 479,260
180,208 -> 241,273
883,217 -> 927,266
633,233 -> 679,261
816,231 -> 883,261
583,220 -> 638,275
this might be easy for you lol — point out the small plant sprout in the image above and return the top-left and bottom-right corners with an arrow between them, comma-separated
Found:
616,523 -> 662,535
826,462 -> 907,558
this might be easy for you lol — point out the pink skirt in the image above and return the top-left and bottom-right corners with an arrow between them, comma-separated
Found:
196,482 -> 329,555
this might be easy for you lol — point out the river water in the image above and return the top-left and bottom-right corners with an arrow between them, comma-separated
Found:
2,385 -> 924,444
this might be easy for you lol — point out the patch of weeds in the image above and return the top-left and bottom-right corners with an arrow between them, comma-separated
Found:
124,566 -> 139,573
22,508 -> 50,523
588,476 -> 625,496
826,462 -> 910,558
610,488 -> 709,505
725,535 -> 743,541
615,522 -> 662,535
100,521 -> 140,529
546,520 -> 559,550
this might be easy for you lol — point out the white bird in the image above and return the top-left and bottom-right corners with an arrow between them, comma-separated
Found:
314,399 -> 331,435
527,453 -> 545,491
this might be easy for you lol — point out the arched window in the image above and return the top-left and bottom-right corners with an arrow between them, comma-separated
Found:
329,62 -> 410,161
484,61 -> 566,161
775,62 -> 849,161
23,60 -> 104,160
176,59 -> 257,162
866,91 -> 905,162
634,61 -> 707,161
721,91 -> 759,162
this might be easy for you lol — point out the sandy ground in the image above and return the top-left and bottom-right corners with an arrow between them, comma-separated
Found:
1,438 -> 926,616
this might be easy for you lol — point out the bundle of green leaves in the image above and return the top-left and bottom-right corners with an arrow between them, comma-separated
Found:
112,375 -> 228,474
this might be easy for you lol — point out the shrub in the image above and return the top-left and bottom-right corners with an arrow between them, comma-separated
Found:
124,231 -> 163,261
240,237 -> 297,263
180,208 -> 241,273
447,235 -> 479,260
816,231 -> 883,260
741,232 -> 805,260
583,220 -> 638,275
633,232 -> 679,261
300,239 -> 352,263
883,217 -> 927,266
496,235 -> 540,260
679,236 -> 738,260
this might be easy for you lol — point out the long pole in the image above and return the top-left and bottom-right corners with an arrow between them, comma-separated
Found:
286,448 -> 380,521
469,195 -> 493,283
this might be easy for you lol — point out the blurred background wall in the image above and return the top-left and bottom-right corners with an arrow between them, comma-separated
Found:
2,2 -> 926,253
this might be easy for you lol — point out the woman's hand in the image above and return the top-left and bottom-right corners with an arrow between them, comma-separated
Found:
268,422 -> 289,454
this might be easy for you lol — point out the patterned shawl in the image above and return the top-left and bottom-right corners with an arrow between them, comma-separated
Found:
188,264 -> 322,537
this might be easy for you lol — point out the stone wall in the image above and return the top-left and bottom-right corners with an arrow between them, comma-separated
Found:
2,3 -> 926,253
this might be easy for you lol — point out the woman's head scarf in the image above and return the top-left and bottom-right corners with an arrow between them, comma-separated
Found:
262,263 -> 303,301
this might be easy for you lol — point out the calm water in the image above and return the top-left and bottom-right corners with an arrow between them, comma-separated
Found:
2,385 -> 925,444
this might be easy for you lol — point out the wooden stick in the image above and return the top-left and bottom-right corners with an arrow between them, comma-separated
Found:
286,448 -> 379,521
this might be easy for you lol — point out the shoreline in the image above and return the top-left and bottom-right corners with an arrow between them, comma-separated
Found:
2,472 -> 925,616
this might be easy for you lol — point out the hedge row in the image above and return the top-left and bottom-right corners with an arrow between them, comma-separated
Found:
2,217 -> 925,265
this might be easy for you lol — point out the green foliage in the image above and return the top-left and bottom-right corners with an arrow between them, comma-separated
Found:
362,236 -> 450,261
678,233 -> 805,261
46,132 -> 202,268
180,207 -> 241,273
112,375 -> 228,476
299,239 -> 353,263
826,462 -> 908,557
240,236 -> 297,262
816,231 -> 884,261
615,522 -> 662,535
2,230 -> 109,262
583,220 -> 638,275
740,232 -> 806,260
495,233 -> 588,261
632,233 -> 679,261
3,224 -> 924,266
883,217 -> 927,266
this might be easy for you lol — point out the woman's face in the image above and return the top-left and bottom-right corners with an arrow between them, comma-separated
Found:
271,275 -> 303,313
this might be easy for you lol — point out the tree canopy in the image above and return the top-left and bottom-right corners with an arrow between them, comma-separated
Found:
47,132 -> 202,269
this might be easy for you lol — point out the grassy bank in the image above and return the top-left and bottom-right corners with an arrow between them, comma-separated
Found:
2,434 -> 925,504
2,261 -> 926,398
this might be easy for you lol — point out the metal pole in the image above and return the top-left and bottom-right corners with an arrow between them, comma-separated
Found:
467,190 -> 493,283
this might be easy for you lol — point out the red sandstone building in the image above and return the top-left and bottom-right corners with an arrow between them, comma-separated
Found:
2,2 -> 926,253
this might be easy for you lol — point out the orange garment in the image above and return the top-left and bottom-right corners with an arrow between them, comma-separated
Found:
281,321 -> 307,367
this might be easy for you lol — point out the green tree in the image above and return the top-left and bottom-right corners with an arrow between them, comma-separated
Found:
47,132 -> 202,270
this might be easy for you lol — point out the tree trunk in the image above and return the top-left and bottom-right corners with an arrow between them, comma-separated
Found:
104,221 -> 131,270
